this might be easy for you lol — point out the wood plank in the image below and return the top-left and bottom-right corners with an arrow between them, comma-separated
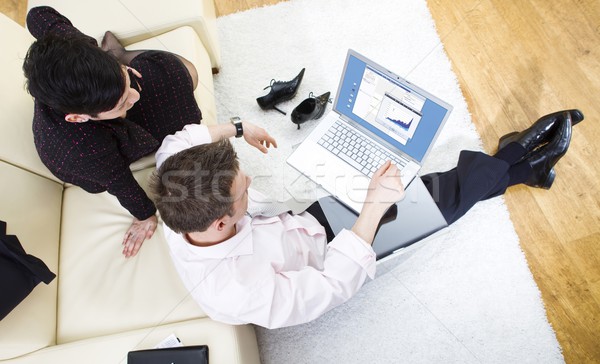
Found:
215,0 -> 287,16
0,0 -> 25,25
428,0 -> 600,363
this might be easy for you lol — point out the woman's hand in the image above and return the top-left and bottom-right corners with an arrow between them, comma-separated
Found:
122,215 -> 158,258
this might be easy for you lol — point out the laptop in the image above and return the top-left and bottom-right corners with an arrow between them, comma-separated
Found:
287,49 -> 453,213
318,177 -> 448,260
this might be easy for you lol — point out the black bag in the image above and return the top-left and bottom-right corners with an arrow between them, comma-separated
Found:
0,220 -> 56,320
128,345 -> 209,364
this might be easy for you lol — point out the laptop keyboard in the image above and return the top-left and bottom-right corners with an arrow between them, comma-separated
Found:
317,120 -> 409,178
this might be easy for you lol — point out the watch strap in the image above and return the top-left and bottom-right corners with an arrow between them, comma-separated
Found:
230,117 -> 243,138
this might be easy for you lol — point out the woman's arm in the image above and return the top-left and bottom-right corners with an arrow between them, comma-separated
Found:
26,6 -> 97,44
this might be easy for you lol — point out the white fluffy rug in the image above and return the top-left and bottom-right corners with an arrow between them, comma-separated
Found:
212,0 -> 564,362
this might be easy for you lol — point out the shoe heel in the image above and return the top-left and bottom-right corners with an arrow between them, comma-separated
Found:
256,95 -> 272,110
542,168 -> 556,189
273,105 -> 286,115
498,131 -> 518,150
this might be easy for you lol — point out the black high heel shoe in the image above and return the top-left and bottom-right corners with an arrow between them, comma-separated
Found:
256,68 -> 305,115
291,91 -> 331,129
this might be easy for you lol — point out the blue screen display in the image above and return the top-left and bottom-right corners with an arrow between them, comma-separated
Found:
335,55 -> 451,163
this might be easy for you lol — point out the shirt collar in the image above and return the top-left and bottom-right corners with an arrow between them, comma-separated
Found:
182,215 -> 254,259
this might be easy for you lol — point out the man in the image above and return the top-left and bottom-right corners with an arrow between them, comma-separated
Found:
149,110 -> 580,328
21,6 -> 271,257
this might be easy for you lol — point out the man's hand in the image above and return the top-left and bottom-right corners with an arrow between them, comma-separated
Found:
352,161 -> 405,244
363,160 -> 406,209
122,215 -> 158,258
242,121 -> 278,153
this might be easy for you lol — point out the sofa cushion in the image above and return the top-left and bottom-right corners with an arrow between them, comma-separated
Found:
0,14 -> 61,182
57,28 -> 218,341
57,167 -> 204,343
0,162 -> 62,360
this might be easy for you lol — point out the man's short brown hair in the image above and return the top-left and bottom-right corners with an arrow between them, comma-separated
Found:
149,139 -> 239,234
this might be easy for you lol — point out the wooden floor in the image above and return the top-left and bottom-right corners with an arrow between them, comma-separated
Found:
2,1 -> 599,363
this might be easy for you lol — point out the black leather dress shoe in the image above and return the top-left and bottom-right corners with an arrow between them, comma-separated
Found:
256,68 -> 305,115
291,92 -> 331,129
524,112 -> 572,189
498,109 -> 583,152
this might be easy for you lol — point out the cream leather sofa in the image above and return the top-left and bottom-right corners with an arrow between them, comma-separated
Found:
0,1 -> 260,363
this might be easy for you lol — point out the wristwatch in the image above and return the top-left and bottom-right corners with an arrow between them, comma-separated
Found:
230,116 -> 243,138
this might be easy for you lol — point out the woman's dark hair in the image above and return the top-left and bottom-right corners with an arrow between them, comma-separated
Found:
22,32 -> 125,116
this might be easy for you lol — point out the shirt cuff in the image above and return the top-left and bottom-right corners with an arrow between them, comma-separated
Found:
328,229 -> 377,279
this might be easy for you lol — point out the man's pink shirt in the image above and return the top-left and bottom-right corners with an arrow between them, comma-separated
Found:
156,124 -> 377,329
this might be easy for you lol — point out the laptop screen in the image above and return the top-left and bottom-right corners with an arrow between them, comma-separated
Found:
334,50 -> 452,163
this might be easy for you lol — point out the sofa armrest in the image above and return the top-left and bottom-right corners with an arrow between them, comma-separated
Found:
26,0 -> 221,70
3,319 -> 260,364
0,13 -> 62,182
0,162 -> 62,360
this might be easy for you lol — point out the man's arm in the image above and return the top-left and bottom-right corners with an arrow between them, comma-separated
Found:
156,122 -> 277,168
156,124 -> 212,168
352,161 -> 405,244
192,227 -> 378,329
207,122 -> 277,154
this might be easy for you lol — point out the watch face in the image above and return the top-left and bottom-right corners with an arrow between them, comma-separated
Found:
230,116 -> 241,122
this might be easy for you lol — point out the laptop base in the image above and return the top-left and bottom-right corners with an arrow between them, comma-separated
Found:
318,177 -> 448,260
